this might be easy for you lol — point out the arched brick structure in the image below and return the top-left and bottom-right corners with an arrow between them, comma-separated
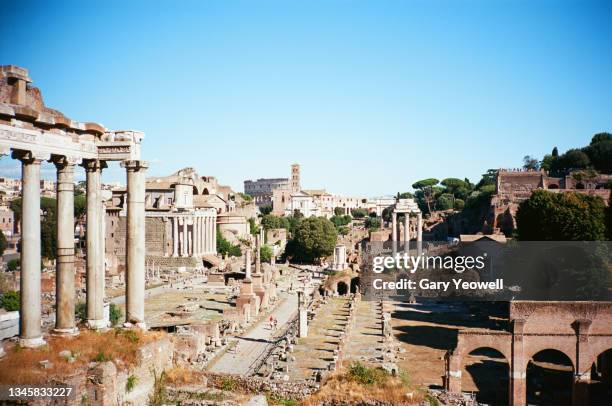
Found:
444,301 -> 612,406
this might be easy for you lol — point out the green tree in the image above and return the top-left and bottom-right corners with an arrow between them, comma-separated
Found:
259,205 -> 273,215
516,190 -> 606,241
248,218 -> 260,235
0,231 -> 7,257
364,217 -> 381,231
350,208 -> 368,219
260,245 -> 273,263
398,192 -> 414,199
522,155 -> 540,170
0,290 -> 19,311
238,193 -> 253,202
330,215 -> 352,228
412,178 -> 439,214
584,133 -> 612,174
436,193 -> 455,210
6,259 -> 19,272
216,231 -> 242,257
287,217 -> 337,263
606,191 -> 612,240
553,148 -> 591,175
11,197 -> 59,259
333,207 -> 345,216
109,303 -> 122,326
261,214 -> 289,230
475,170 -> 497,190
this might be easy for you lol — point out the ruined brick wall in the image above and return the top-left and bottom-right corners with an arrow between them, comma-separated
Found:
145,217 -> 167,256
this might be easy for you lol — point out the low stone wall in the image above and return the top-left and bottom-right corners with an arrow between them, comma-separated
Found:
145,255 -> 199,270
205,372 -> 318,400
28,335 -> 174,406
0,311 -> 18,340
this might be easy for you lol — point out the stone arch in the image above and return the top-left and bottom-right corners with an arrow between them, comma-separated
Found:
526,349 -> 574,406
192,185 -> 199,195
548,183 -> 559,189
461,347 -> 509,405
202,188 -> 209,195
589,348 -> 612,402
576,182 -> 585,189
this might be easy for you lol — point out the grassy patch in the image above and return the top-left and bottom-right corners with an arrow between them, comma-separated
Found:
0,329 -> 165,385
302,363 -> 423,406
126,374 -> 138,392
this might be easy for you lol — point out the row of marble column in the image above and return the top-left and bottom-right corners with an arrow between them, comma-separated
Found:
13,150 -> 148,348
170,214 -> 216,257
391,211 -> 423,256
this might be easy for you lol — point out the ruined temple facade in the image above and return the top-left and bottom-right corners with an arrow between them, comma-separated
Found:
106,167 -> 259,272
0,65 -> 149,347
490,169 -> 611,235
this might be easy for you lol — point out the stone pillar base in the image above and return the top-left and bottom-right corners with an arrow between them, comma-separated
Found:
123,322 -> 147,331
19,336 -> 46,348
87,319 -> 108,330
52,327 -> 79,336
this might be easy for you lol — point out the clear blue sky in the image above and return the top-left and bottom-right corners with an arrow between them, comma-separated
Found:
1,0 -> 611,196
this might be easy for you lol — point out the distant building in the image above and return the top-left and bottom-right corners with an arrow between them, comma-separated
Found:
0,205 -> 14,237
490,169 -> 612,235
244,164 -> 300,206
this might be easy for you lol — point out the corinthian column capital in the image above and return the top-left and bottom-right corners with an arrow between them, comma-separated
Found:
121,160 -> 149,172
11,150 -> 50,165
82,159 -> 107,172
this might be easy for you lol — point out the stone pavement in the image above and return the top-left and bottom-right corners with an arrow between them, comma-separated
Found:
208,291 -> 298,375
288,296 -> 351,380
342,299 -> 383,364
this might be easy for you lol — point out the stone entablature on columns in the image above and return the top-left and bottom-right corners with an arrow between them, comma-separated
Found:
0,65 -> 148,346
147,208 -> 217,258
391,198 -> 423,256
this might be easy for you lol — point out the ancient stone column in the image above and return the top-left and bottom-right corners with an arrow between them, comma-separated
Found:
122,160 -> 149,329
84,159 -> 107,329
255,234 -> 261,274
181,216 -> 188,257
172,216 -> 179,257
245,248 -> 252,279
509,319 -> 527,406
417,212 -> 423,257
53,157 -> 78,335
14,151 -> 46,347
391,211 -> 397,241
403,213 -> 410,253
206,216 -> 212,253
192,216 -> 199,257
197,216 -> 203,254
444,352 -> 462,393
298,291 -> 308,338
212,216 -> 217,253
391,211 -> 397,257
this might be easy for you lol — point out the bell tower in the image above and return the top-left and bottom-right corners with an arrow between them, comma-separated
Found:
291,164 -> 300,192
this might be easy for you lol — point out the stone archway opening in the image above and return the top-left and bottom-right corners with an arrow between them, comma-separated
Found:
202,188 -> 209,195
337,281 -> 348,296
350,277 -> 360,294
589,348 -> 612,404
527,349 -> 574,406
462,347 -> 509,405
